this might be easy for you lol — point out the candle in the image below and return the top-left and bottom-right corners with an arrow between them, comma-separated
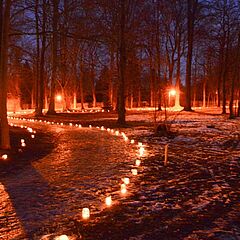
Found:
58,235 -> 69,240
1,154 -> 8,160
131,169 -> 138,176
105,196 -> 112,206
135,159 -> 141,166
121,184 -> 127,194
122,177 -> 130,185
139,147 -> 144,157
82,208 -> 90,219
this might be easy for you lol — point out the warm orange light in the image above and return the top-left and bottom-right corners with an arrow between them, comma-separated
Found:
122,177 -> 130,185
131,169 -> 138,175
1,154 -> 8,160
169,89 -> 176,96
136,159 -> 141,166
120,184 -> 127,194
105,196 -> 112,206
139,147 -> 145,157
56,95 -> 62,101
58,235 -> 69,240
82,208 -> 90,219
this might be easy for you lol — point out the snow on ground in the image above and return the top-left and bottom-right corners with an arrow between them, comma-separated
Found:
1,108 -> 240,239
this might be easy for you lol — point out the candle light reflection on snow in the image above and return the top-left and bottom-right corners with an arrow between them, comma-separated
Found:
7,115 -> 148,231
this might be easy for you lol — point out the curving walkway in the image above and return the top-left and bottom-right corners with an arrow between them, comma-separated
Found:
0,121 -> 137,239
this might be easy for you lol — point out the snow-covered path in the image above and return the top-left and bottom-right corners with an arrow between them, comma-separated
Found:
0,122 -> 137,239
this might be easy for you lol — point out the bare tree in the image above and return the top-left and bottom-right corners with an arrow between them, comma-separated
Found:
0,0 -> 11,149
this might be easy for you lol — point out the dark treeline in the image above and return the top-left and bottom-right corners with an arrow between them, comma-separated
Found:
1,0 -> 240,149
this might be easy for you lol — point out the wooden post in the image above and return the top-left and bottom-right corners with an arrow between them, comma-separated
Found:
164,144 -> 168,166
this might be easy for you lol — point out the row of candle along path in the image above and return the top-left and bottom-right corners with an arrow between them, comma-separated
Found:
1,124 -> 36,160
10,108 -> 110,116
3,116 -> 146,240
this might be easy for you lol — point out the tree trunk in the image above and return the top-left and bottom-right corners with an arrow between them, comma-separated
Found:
36,0 -> 46,116
34,0 -> 40,114
109,48 -> 114,106
48,0 -> 59,114
79,61 -> 84,110
229,32 -> 240,118
175,30 -> 181,108
184,0 -> 198,111
0,0 -> 11,150
222,30 -> 229,114
117,0 -> 126,125
91,63 -> 96,108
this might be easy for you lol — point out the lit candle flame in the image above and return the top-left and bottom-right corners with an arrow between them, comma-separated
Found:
1,154 -> 8,160
105,196 -> 112,206
139,147 -> 144,157
82,208 -> 90,219
136,159 -> 141,166
121,183 -> 127,194
58,235 -> 69,240
122,177 -> 130,185
131,169 -> 138,176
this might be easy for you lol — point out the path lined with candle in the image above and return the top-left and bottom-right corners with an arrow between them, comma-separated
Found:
1,116 -> 147,239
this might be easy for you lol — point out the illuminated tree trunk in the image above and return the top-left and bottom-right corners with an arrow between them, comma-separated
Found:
185,0 -> 198,111
34,0 -> 40,114
109,49 -> 114,106
79,61 -> 84,110
91,63 -> 96,108
48,0 -> 59,114
222,29 -> 229,115
0,0 -> 11,150
35,0 -> 46,116
229,32 -> 240,118
117,0 -> 126,125
175,30 -> 181,108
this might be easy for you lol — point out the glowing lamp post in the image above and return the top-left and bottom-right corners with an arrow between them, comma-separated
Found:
56,95 -> 62,102
168,89 -> 176,107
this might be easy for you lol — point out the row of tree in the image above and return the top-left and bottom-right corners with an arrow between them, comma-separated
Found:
1,0 -> 240,149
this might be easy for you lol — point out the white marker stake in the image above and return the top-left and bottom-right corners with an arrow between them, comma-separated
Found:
164,144 -> 168,166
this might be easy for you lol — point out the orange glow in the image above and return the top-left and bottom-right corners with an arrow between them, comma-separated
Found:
105,196 -> 112,206
1,154 -> 8,160
169,89 -> 176,96
120,183 -> 127,194
56,95 -> 62,101
82,208 -> 90,219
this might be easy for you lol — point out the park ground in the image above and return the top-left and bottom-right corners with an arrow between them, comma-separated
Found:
0,108 -> 240,240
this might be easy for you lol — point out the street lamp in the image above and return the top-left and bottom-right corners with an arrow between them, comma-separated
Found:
56,95 -> 62,102
168,89 -> 176,107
